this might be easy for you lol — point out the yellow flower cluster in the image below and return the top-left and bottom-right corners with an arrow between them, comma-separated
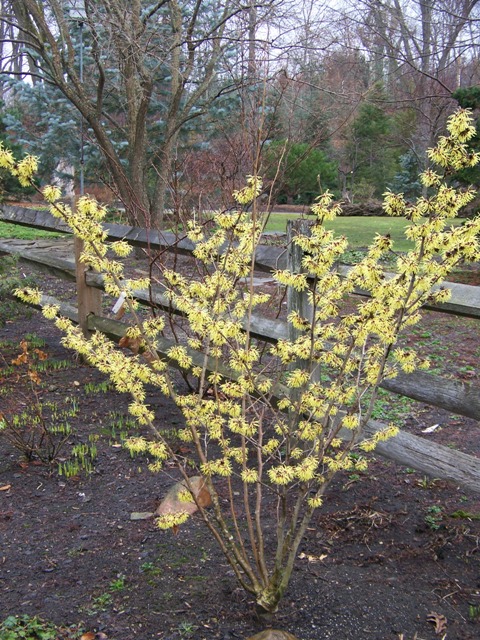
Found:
201,458 -> 232,477
156,512 -> 190,530
232,175 -> 263,205
241,468 -> 259,483
43,185 -> 62,203
14,287 -> 42,306
427,109 -> 480,170
359,424 -> 399,452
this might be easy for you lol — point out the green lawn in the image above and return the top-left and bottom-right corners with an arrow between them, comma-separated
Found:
263,213 -> 463,252
0,214 -> 463,254
0,221 -> 65,239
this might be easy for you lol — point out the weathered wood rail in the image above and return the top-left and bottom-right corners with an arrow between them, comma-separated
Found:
1,205 -> 480,492
2,205 -> 480,318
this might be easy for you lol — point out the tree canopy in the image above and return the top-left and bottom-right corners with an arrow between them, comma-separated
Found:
0,0 -> 479,218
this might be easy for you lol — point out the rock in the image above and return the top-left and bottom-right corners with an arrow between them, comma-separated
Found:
246,631 -> 301,640
155,476 -> 211,517
130,511 -> 154,520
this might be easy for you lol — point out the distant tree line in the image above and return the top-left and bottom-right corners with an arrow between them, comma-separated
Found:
0,0 -> 479,220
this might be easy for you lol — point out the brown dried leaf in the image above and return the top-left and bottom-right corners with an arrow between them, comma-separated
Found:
34,348 -> 48,360
11,353 -> 28,366
27,370 -> 41,384
80,633 -> 96,640
119,335 -> 142,355
427,611 -> 447,634
0,484 -> 11,491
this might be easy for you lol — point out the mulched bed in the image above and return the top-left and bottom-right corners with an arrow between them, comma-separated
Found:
0,257 -> 479,640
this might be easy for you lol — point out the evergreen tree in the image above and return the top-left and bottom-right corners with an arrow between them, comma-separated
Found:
346,85 -> 398,201
264,141 -> 338,204
0,101 -> 35,201
389,151 -> 422,200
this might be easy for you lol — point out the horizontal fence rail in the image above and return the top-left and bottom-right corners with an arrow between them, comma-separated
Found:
2,205 -> 480,317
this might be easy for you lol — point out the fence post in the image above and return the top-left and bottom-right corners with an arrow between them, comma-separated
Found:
286,219 -> 319,383
74,237 -> 102,336
286,219 -> 312,340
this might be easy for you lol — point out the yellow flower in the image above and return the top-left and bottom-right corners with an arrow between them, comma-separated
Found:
156,512 -> 190,530
111,241 -> 133,257
148,441 -> 169,459
294,456 -> 319,481
263,439 -> 280,455
233,175 -> 263,205
310,191 -> 342,221
42,304 -> 60,320
201,458 -> 232,477
308,496 -> 323,509
15,155 -> 38,186
124,437 -> 148,453
0,143 -> 15,169
268,464 -> 296,486
342,414 -> 359,430
241,468 -> 258,483
43,185 -> 62,203
14,287 -> 42,305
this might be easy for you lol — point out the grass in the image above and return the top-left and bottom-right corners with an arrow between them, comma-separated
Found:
371,388 -> 419,422
263,213 -> 464,252
0,220 -> 66,239
1,211 -> 463,253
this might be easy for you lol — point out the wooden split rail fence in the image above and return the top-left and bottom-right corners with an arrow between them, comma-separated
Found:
1,205 -> 480,492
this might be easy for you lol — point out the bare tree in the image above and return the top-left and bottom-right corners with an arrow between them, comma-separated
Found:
1,0 -> 277,226
337,0 -> 480,155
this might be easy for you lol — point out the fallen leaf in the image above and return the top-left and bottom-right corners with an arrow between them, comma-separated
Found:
0,485 -> 11,491
34,348 -> 48,360
80,633 -> 95,640
175,445 -> 192,455
27,370 -> 41,384
427,611 -> 447,634
422,424 -> 440,434
298,552 -> 328,563
119,335 -> 142,355
11,353 -> 28,366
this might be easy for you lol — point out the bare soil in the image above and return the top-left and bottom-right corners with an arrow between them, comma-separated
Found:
0,257 -> 480,640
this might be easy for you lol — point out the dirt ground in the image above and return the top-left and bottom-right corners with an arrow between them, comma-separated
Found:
0,258 -> 480,640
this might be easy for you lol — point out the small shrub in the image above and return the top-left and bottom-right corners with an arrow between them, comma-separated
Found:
425,505 -> 444,530
0,614 -> 81,640
3,109 -> 480,613
0,339 -> 96,475
0,255 -> 35,326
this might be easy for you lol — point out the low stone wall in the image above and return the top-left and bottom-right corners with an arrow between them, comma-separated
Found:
273,201 -> 385,216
